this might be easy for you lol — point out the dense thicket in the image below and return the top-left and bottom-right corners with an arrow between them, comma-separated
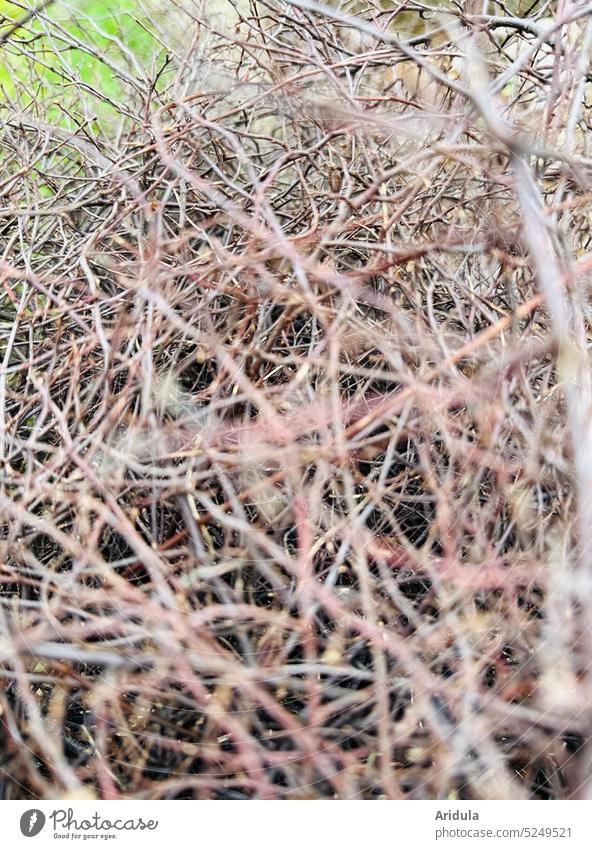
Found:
1,0 -> 592,799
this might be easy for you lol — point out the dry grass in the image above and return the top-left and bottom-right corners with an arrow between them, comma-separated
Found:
1,0 -> 592,799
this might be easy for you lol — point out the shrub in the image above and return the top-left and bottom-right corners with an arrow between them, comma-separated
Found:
0,0 -> 591,799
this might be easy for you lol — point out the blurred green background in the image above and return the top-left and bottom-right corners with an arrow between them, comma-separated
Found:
0,0 -> 170,125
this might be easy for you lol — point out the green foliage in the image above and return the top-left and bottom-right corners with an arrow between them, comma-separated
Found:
0,1 -> 166,125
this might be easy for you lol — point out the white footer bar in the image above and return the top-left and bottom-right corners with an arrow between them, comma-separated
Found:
4,800 -> 591,848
